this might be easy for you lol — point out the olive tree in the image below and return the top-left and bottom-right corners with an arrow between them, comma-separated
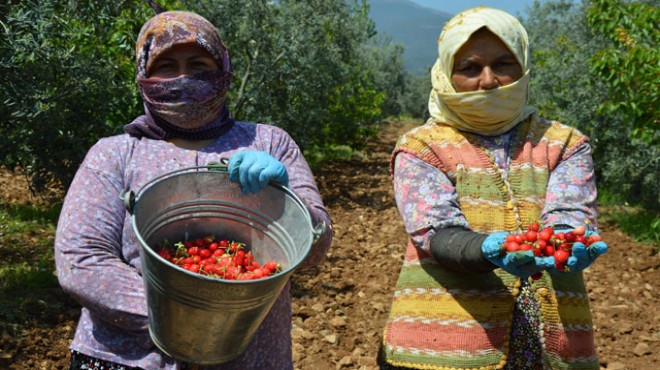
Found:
522,0 -> 659,209
1,0 -> 407,194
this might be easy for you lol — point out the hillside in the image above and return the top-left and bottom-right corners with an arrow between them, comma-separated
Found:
368,0 -> 452,74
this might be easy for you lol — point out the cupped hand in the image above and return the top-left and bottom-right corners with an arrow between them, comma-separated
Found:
482,232 -> 554,278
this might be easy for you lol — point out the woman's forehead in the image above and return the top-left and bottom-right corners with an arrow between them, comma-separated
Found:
136,11 -> 231,76
455,29 -> 516,60
153,43 -> 216,61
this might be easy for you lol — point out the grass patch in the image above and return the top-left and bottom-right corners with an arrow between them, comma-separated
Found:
598,188 -> 660,246
1,201 -> 61,225
0,202 -> 58,270
599,206 -> 660,246
305,144 -> 361,171
0,200 -> 76,335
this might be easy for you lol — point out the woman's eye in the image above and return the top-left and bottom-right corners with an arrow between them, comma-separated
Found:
191,60 -> 216,71
458,64 -> 480,74
496,61 -> 513,67
153,63 -> 174,72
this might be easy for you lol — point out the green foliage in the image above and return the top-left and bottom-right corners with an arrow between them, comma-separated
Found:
401,69 -> 432,120
0,199 -> 71,335
0,1 -> 151,192
184,0 -> 393,149
586,0 -> 659,143
304,144 -> 356,171
362,35 -> 408,118
0,202 -> 57,269
599,204 -> 660,246
522,0 -> 659,211
0,202 -> 60,233
1,0 -> 408,196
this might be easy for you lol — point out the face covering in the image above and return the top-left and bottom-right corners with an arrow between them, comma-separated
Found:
124,11 -> 234,140
138,70 -> 231,130
433,72 -> 532,136
427,6 -> 535,136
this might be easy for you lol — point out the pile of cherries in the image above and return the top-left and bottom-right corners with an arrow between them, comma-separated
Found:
500,222 -> 603,279
155,236 -> 281,281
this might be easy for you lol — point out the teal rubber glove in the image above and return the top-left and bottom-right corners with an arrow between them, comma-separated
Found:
550,230 -> 608,274
482,232 -> 554,278
228,151 -> 289,194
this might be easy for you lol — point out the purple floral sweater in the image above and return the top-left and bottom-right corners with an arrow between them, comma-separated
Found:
54,121 -> 333,369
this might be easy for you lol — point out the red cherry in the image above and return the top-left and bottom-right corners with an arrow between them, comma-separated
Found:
525,231 -> 538,242
198,248 -> 211,259
554,249 -> 569,264
538,228 -> 553,241
565,232 -> 576,243
543,245 -> 555,257
589,235 -> 603,243
513,234 -> 525,244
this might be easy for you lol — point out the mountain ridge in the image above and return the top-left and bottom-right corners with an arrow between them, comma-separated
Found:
368,0 -> 452,74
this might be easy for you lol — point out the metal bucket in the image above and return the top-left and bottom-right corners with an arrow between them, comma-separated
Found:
124,165 -> 323,364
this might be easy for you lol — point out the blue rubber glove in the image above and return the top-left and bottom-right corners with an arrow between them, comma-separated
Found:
550,230 -> 608,274
482,232 -> 554,278
228,151 -> 289,194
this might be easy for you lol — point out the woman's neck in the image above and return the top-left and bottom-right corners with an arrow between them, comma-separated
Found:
169,137 -> 216,150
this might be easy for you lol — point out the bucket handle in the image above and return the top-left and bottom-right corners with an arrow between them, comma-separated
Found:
207,160 -> 329,244
122,161 -> 230,214
312,221 -> 327,245
121,159 -> 295,216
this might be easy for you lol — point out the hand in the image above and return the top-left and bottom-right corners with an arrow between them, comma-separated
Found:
550,230 -> 608,274
228,151 -> 289,194
482,232 -> 554,278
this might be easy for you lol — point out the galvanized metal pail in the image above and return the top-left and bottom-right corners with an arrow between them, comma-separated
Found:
124,165 -> 323,364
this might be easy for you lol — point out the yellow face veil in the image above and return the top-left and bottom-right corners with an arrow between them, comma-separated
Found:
428,6 -> 535,136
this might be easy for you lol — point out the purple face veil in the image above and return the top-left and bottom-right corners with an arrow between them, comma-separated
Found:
124,11 -> 234,140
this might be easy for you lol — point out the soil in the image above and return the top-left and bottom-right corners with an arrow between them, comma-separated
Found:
1,121 -> 658,370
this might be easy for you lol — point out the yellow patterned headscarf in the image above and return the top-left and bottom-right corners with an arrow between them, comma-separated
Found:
428,6 -> 535,136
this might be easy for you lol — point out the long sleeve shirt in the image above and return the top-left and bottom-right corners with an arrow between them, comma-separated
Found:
54,121 -> 333,370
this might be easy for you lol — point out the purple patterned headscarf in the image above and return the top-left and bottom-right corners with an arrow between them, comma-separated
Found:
124,11 -> 234,140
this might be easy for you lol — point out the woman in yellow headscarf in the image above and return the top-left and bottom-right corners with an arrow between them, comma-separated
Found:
380,6 -> 607,370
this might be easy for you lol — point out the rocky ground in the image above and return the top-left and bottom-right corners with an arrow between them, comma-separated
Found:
1,121 -> 658,370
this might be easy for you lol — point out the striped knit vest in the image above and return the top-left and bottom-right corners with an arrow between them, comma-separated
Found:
382,115 -> 598,370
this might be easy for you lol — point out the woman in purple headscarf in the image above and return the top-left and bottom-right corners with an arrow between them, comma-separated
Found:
54,10 -> 333,370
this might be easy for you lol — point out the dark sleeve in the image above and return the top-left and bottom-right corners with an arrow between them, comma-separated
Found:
429,227 -> 497,273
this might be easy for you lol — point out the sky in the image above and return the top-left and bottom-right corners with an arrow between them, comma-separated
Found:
408,0 -> 570,16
